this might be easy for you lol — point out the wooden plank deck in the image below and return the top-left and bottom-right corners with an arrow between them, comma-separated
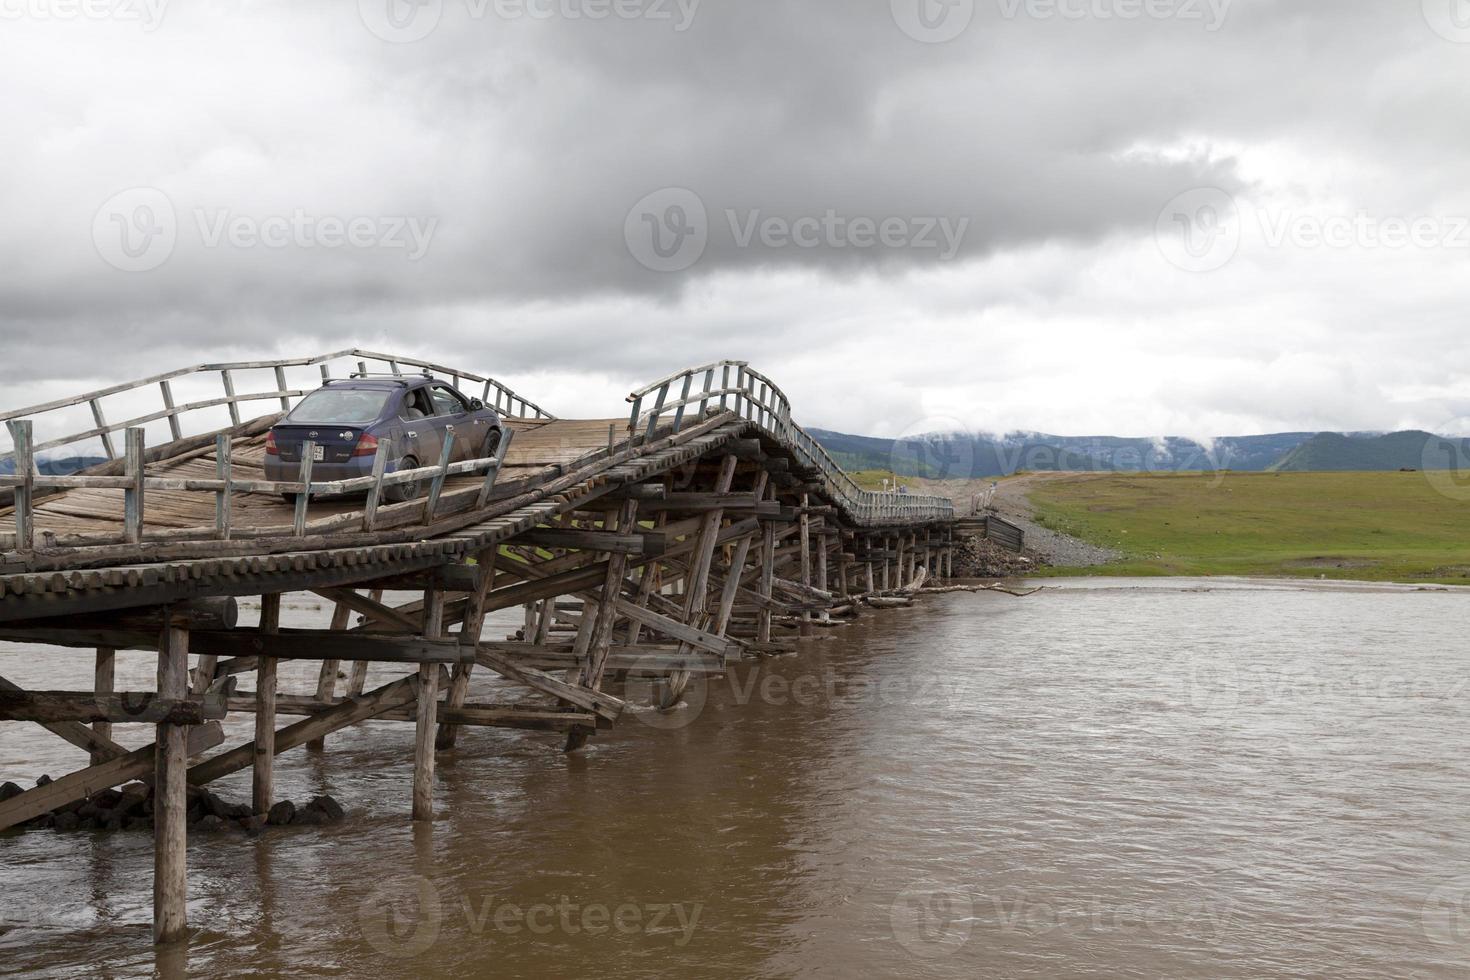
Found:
0,418 -> 627,539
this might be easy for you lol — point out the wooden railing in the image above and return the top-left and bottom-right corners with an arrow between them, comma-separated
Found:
0,348 -> 551,468
627,361 -> 954,526
0,419 -> 516,551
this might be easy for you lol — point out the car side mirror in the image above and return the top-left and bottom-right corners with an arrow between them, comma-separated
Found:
470,398 -> 484,410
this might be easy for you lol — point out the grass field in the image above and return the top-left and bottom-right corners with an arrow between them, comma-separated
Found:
1024,470 -> 1470,584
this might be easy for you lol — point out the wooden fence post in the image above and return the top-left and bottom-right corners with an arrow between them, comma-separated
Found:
153,624 -> 189,944
253,594 -> 280,816
215,434 -> 232,540
125,427 -> 145,544
6,420 -> 34,551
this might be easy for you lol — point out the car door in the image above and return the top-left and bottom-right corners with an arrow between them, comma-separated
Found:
397,386 -> 443,470
427,383 -> 475,462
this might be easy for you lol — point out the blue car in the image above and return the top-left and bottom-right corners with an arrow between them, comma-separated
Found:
264,375 -> 505,503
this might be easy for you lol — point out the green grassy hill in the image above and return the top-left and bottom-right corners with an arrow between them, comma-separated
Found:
1026,470 -> 1470,584
1270,430 -> 1470,472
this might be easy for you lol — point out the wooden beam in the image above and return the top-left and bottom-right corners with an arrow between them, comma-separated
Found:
0,673 -> 127,761
518,528 -> 665,556
188,673 -> 421,787
474,647 -> 624,723
0,722 -> 223,832
0,684 -> 230,725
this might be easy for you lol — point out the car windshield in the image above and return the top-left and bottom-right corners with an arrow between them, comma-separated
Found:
286,388 -> 391,424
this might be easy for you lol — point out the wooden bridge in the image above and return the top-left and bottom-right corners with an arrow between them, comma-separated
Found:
0,349 -> 957,943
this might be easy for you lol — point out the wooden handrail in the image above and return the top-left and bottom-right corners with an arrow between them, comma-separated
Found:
0,348 -> 553,466
626,361 -> 954,527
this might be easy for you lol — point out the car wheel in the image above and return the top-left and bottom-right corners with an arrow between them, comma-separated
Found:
385,456 -> 421,504
481,429 -> 502,460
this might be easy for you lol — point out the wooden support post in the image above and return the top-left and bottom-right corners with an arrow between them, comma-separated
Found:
423,433 -> 454,522
221,369 -> 240,426
5,420 -> 33,551
662,455 -> 737,706
307,600 -> 352,751
160,379 -> 182,442
438,552 -> 498,750
153,624 -> 189,945
363,438 -> 391,532
564,500 -> 640,751
92,647 -> 115,767
252,594 -> 280,816
865,560 -> 875,596
799,493 -> 812,636
413,589 -> 443,821
90,398 -> 116,460
125,427 -> 145,544
294,442 -> 315,537
215,433 -> 232,540
758,519 -> 775,644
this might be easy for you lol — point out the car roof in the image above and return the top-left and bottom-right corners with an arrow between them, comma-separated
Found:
319,378 -> 433,391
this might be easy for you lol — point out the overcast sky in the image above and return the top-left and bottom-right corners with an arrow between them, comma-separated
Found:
3,0 -> 1469,440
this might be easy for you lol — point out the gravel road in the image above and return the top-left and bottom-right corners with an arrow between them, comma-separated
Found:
987,474 -> 1122,568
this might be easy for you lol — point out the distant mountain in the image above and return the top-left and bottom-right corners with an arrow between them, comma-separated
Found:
810,429 -> 1318,479
1271,431 -> 1470,472
811,427 -> 1470,478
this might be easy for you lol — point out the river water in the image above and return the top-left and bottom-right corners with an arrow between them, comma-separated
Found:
3,578 -> 1470,978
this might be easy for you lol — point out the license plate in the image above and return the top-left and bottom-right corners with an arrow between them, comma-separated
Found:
312,445 -> 325,461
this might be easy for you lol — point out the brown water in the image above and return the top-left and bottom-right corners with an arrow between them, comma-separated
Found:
3,579 -> 1470,978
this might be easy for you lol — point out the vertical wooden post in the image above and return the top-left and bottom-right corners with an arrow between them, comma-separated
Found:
662,455 -> 737,706
758,519 -> 775,644
125,427 -> 145,544
274,365 -> 290,412
293,442 -> 314,537
153,624 -> 189,945
253,594 -> 280,816
6,420 -> 34,551
799,493 -> 812,636
413,589 -> 443,822
423,433 -> 454,522
439,552 -> 498,750
90,398 -> 117,460
307,600 -> 352,751
92,647 -> 115,767
160,379 -> 182,442
363,438 -> 391,531
221,370 -> 240,426
215,434 -> 232,540
348,589 -> 381,696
